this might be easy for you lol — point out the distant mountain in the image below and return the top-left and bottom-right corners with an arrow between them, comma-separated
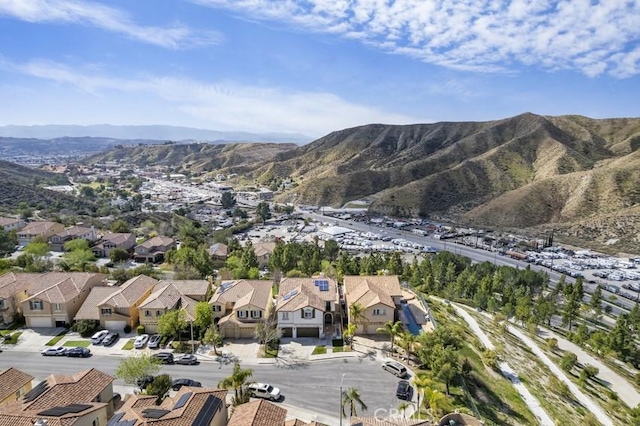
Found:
0,124 -> 312,145
248,113 -> 640,251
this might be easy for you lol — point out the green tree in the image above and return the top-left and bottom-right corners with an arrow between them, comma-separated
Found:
110,219 -> 130,233
341,387 -> 367,417
193,301 -> 212,338
396,331 -> 416,364
71,319 -> 98,337
114,354 -> 162,387
376,320 -> 403,356
0,228 -> 17,256
61,248 -> 96,272
157,309 -> 187,342
349,303 -> 365,331
323,239 -> 339,261
110,247 -> 130,263
343,323 -> 357,349
412,374 -> 433,420
546,337 -> 558,352
24,241 -> 49,257
579,364 -> 599,385
560,352 -> 578,372
221,191 -> 236,209
590,285 -> 603,318
218,362 -> 253,406
423,387 -> 448,421
203,323 -> 223,356
63,239 -> 90,252
255,202 -> 271,224
147,374 -> 172,404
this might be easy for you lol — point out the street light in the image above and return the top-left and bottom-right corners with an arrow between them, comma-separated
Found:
339,373 -> 346,426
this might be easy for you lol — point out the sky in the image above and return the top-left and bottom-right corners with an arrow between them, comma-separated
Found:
1,0 -> 640,138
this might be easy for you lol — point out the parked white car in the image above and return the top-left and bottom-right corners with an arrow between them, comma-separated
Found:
41,346 -> 67,356
248,383 -> 281,401
90,330 -> 109,345
134,334 -> 149,349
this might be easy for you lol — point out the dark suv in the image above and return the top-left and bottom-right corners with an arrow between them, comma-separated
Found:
396,380 -> 412,400
152,352 -> 174,364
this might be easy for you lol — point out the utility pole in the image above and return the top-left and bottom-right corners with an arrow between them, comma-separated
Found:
339,373 -> 346,426
190,320 -> 195,354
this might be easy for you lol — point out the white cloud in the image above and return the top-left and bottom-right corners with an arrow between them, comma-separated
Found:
0,0 -> 221,48
0,58 -> 421,135
192,0 -> 640,77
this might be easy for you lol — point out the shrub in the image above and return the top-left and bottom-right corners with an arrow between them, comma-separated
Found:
332,338 -> 344,347
124,324 -> 132,334
72,320 -> 98,338
137,325 -> 146,335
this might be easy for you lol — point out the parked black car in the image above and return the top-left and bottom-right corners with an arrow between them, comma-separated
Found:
171,378 -> 201,391
135,375 -> 155,389
102,332 -> 120,346
148,334 -> 162,349
152,352 -> 174,364
65,347 -> 91,358
396,380 -> 412,400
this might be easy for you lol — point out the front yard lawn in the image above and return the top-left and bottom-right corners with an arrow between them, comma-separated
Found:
312,346 -> 327,355
122,339 -> 135,350
63,340 -> 90,348
2,332 -> 22,344
45,330 -> 69,346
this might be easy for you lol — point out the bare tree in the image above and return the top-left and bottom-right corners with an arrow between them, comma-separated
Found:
255,317 -> 282,353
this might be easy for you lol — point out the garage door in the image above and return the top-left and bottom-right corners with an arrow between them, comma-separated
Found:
297,327 -> 320,338
238,328 -> 255,339
104,320 -> 127,331
281,327 -> 293,338
29,317 -> 53,328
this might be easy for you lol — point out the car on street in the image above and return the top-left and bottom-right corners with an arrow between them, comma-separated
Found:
148,334 -> 162,349
382,361 -> 408,378
90,330 -> 109,345
152,352 -> 174,364
171,378 -> 201,391
175,354 -> 198,365
248,383 -> 281,401
65,347 -> 91,358
396,380 -> 412,400
102,332 -> 120,346
134,334 -> 149,349
135,375 -> 155,389
41,346 -> 66,356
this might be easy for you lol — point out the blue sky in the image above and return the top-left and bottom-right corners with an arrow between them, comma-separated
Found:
0,0 -> 639,138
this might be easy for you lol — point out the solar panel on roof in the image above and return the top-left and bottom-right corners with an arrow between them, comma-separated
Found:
23,381 -> 49,403
107,413 -> 136,426
192,395 -> 221,426
38,404 -> 93,417
283,289 -> 299,301
142,408 -> 171,419
172,391 -> 192,410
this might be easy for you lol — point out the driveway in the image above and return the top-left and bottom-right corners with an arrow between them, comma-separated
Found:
9,327 -> 65,352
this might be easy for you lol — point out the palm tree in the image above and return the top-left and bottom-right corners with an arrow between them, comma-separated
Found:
423,387 -> 448,421
397,401 -> 410,418
396,330 -> 416,364
342,387 -> 367,418
344,323 -> 357,349
217,362 -> 253,406
349,302 -> 365,331
412,373 -> 433,420
376,320 -> 403,356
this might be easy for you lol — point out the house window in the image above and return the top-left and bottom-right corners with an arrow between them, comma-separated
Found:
145,310 -> 151,317
373,308 -> 385,316
325,301 -> 331,311
237,311 -> 247,318
156,311 -> 162,317
213,305 -> 221,312
93,418 -> 100,426
251,310 -> 262,318
281,312 -> 289,320
53,303 -> 62,312
30,300 -> 43,311
101,308 -> 112,316
303,308 -> 313,319
0,299 -> 5,308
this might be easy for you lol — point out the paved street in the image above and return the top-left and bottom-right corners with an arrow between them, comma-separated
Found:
0,349 -> 404,423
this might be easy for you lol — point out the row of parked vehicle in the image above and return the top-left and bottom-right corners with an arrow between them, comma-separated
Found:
90,330 -> 121,346
41,346 -> 92,357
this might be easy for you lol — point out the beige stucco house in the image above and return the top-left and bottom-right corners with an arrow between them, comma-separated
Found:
0,272 -> 41,325
17,221 -> 65,247
20,272 -> 108,328
0,216 -> 25,232
91,232 -> 136,258
209,280 -> 273,339
0,367 -> 33,405
343,275 -> 403,335
49,225 -> 98,252
134,236 -> 175,263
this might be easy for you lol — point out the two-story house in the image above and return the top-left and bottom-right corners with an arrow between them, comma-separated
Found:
113,387 -> 228,426
0,368 -> 114,425
134,236 -> 175,263
16,221 -> 65,247
0,216 -> 25,232
209,280 -> 274,339
91,232 -> 136,258
208,243 -> 228,261
49,225 -> 98,252
21,272 -> 108,328
0,368 -> 33,404
0,272 -> 40,325
276,277 -> 338,339
75,275 -> 158,331
138,280 -> 210,334
253,242 -> 276,268
343,275 -> 403,335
